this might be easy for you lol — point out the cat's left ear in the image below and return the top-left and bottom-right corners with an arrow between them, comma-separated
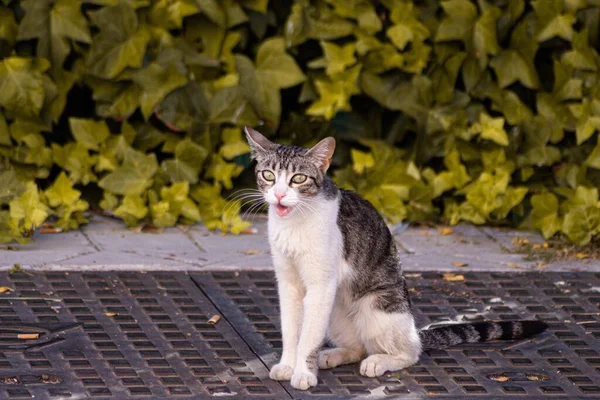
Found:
307,137 -> 336,172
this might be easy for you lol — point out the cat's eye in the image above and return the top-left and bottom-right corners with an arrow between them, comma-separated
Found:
291,174 -> 307,184
262,170 -> 275,181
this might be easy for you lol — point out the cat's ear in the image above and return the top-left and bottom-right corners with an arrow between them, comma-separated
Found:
244,126 -> 276,160
307,137 -> 336,172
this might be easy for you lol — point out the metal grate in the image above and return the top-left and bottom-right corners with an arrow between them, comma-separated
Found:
0,270 -> 598,398
193,271 -> 600,399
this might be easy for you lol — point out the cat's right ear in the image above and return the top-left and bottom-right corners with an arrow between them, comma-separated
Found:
244,126 -> 276,160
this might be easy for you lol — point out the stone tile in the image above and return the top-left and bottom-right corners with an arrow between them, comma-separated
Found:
0,229 -> 97,266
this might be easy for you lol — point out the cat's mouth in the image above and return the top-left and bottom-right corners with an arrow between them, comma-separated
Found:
275,204 -> 292,217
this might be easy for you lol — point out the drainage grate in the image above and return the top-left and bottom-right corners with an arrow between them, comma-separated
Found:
193,271 -> 600,399
0,271 -> 285,399
0,271 -> 599,398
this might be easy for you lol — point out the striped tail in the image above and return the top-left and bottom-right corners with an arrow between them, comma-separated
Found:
419,320 -> 548,350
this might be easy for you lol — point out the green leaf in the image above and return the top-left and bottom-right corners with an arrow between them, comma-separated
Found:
568,99 -> 600,145
0,6 -> 17,47
0,57 -> 49,119
206,155 -> 243,190
490,50 -> 540,89
562,29 -> 597,71
0,112 -> 10,146
256,37 -> 306,89
99,148 -> 158,195
351,149 -> 374,174
530,192 -> 562,238
532,0 -> 576,42
17,0 -> 91,72
307,65 -> 361,120
387,24 -> 413,50
473,6 -> 502,67
435,0 -> 477,43
52,142 -> 97,185
563,206 -> 600,245
115,194 -> 148,226
149,0 -> 200,29
316,41 -> 356,76
9,182 -> 49,233
69,118 -> 110,150
44,171 -> 80,208
470,113 -> 509,146
194,0 -> 226,27
86,3 -> 151,79
220,127 -> 250,160
132,63 -> 188,119
0,170 -> 26,205
235,54 -> 281,127
209,87 -> 259,126
586,139 -> 600,169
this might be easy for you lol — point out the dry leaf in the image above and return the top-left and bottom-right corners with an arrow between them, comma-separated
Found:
240,228 -> 258,235
576,253 -> 589,259
505,262 -> 521,268
512,237 -> 529,245
439,227 -> 454,235
536,263 -> 548,269
452,261 -> 468,267
39,228 -> 63,234
543,243 -> 549,248
488,373 -> 510,382
526,373 -> 549,381
420,230 -> 430,236
0,286 -> 14,293
243,249 -> 261,255
208,315 -> 221,325
18,333 -> 39,340
105,312 -> 117,317
443,273 -> 465,282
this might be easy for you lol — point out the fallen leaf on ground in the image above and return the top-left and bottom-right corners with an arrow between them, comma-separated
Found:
420,230 -> 430,236
208,315 -> 221,325
506,262 -> 521,268
240,228 -> 258,235
488,373 -> 510,382
452,261 -> 468,267
526,373 -> 549,381
512,237 -> 529,245
439,227 -> 454,235
576,253 -> 589,259
443,273 -> 465,282
105,312 -> 117,317
536,263 -> 548,269
0,287 -> 13,293
39,228 -> 63,234
243,249 -> 261,255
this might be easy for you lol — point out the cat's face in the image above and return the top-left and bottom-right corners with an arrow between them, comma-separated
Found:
244,126 -> 335,218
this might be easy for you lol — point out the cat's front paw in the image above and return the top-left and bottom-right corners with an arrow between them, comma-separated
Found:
290,370 -> 317,390
269,363 -> 294,381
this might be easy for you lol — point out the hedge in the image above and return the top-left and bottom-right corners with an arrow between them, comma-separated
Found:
1,0 -> 600,246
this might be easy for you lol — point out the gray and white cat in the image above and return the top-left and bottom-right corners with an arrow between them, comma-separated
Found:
244,126 -> 548,391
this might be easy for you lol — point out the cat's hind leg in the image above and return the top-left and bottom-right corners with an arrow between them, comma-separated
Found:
319,303 -> 366,369
355,296 -> 422,377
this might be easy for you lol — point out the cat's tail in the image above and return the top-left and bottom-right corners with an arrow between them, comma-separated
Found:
418,320 -> 548,350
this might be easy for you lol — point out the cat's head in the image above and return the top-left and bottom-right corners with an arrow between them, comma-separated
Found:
244,126 -> 335,218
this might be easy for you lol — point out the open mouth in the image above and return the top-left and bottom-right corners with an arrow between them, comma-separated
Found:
275,204 -> 291,217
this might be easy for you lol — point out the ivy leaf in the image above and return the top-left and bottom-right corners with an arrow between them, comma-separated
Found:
0,6 -> 18,49
115,194 -> 148,227
586,139 -> 600,169
307,65 -> 361,120
132,63 -> 188,119
162,138 -> 207,184
206,155 -> 243,190
149,0 -> 200,29
17,0 -> 91,72
236,54 -> 281,127
256,37 -> 306,89
470,113 -> 509,146
99,148 -> 158,195
86,2 -> 151,79
220,127 -> 250,160
284,0 -> 354,47
209,86 -> 259,126
530,192 -> 562,238
44,172 -> 80,208
314,41 -> 356,76
69,118 -> 110,150
0,170 -> 25,205
568,99 -> 600,145
9,182 -> 49,233
490,50 -> 539,89
351,149 -> 374,174
532,0 -> 576,42
435,0 -> 478,43
563,206 -> 600,245
562,29 -> 597,71
473,6 -> 502,67
0,57 -> 49,119
194,0 -> 226,27
52,143 -> 97,185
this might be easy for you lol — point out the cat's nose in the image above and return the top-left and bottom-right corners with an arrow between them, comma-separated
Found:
274,192 -> 286,202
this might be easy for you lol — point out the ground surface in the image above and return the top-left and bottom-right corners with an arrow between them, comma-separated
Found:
0,217 -> 599,399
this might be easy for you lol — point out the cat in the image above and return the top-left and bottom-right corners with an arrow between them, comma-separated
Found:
244,126 -> 548,391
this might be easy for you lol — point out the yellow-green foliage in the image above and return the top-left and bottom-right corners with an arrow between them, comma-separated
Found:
1,0 -> 600,245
